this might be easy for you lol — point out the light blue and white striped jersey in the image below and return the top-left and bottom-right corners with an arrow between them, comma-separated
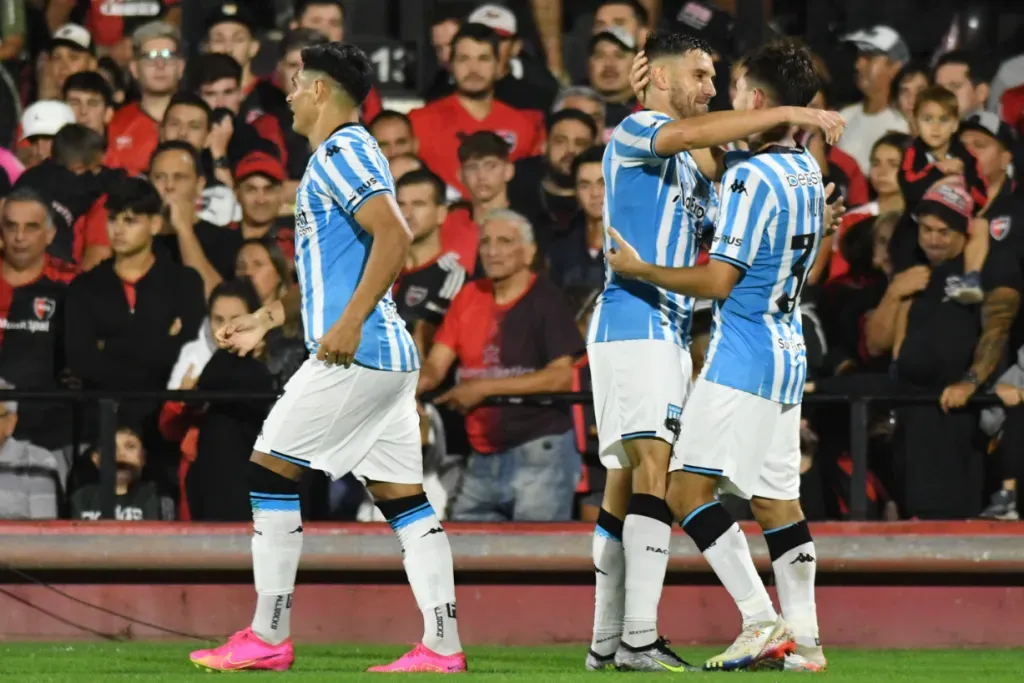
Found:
702,146 -> 825,405
294,123 -> 419,372
587,111 -> 717,348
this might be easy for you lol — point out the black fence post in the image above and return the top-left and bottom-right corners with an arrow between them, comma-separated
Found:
848,398 -> 870,521
97,399 -> 119,521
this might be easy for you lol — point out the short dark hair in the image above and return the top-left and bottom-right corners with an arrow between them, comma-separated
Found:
280,28 -> 328,58
451,23 -> 500,60
741,40 -> 820,107
301,42 -> 374,105
62,71 -> 114,107
871,131 -> 912,157
149,140 -> 203,177
430,1 -> 474,26
914,84 -> 958,118
598,0 -> 649,26
934,50 -> 995,88
396,168 -> 447,205
163,91 -> 213,129
457,131 -> 510,163
295,0 -> 344,20
643,30 -> 712,63
572,145 -> 606,181
209,277 -> 262,314
106,177 -> 163,217
51,124 -> 105,167
194,53 -> 242,87
546,108 -> 599,139
369,109 -> 413,131
890,62 -> 931,105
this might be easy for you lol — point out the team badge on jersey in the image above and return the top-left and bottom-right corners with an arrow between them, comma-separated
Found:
990,216 -> 1011,241
404,285 -> 429,307
33,297 -> 56,321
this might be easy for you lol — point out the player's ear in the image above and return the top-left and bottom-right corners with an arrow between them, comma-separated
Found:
650,64 -> 669,91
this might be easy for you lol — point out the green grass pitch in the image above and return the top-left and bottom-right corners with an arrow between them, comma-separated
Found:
3,642 -> 1024,681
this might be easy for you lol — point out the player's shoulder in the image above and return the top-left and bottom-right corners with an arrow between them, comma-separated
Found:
319,124 -> 377,158
613,110 -> 671,138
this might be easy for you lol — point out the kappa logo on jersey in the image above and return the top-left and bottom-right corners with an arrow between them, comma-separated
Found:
33,297 -> 56,321
729,180 -> 747,195
404,285 -> 429,307
991,216 -> 1011,241
325,145 -> 342,158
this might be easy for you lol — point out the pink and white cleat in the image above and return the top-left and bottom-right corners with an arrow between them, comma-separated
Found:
190,627 -> 294,672
367,643 -> 468,673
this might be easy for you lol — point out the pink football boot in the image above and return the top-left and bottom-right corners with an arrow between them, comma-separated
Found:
190,627 -> 294,672
367,643 -> 467,673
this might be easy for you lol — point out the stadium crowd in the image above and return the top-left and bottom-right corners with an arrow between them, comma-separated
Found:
0,0 -> 1023,523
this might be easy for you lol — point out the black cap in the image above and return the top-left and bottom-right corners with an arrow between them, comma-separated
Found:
205,2 -> 257,34
671,1 -> 734,59
960,111 -> 1017,151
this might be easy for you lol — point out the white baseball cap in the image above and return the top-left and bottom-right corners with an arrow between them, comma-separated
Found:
842,25 -> 909,64
20,101 -> 77,140
52,23 -> 94,53
468,4 -> 517,37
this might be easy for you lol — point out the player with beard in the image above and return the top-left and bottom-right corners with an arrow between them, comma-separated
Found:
409,23 -> 544,195
585,32 -> 844,672
393,168 -> 467,356
508,109 -> 599,235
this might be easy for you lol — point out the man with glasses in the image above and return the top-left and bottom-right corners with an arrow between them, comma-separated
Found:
104,21 -> 184,176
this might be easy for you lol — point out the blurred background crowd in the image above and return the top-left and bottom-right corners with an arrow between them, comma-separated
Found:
1,0 -> 1024,524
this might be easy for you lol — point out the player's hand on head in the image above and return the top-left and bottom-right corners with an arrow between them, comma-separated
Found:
630,51 -> 650,105
788,108 -> 845,145
316,318 -> 362,368
605,227 -> 645,278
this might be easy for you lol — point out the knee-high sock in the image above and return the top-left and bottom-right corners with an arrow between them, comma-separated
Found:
683,502 -> 776,626
250,492 -> 303,645
591,508 -> 625,656
621,494 -> 672,648
379,494 -> 462,656
765,521 -> 819,647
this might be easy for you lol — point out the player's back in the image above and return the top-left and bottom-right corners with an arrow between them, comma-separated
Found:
703,146 -> 825,404
296,123 -> 419,372
587,111 -> 716,348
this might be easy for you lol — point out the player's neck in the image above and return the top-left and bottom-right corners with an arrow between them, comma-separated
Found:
1,257 -> 45,287
140,92 -> 173,122
471,193 -> 508,221
491,268 -> 531,305
406,231 -> 442,269
308,107 -> 359,149
456,92 -> 494,120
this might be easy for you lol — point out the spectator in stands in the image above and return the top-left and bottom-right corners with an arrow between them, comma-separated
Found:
273,28 -> 327,183
593,0 -> 649,47
0,188 -> 77,449
979,345 -> 1024,520
204,3 -> 260,104
0,380 -> 68,520
587,26 -> 638,131
82,0 -> 181,69
290,0 -> 344,43
64,176 -> 205,392
147,141 -> 242,295
934,50 -> 993,119
892,183 -> 1021,518
442,132 -> 516,274
508,109 -> 598,237
552,86 -> 607,142
388,153 -> 425,183
417,210 -> 584,522
159,93 -> 228,189
409,23 -> 544,195
105,21 -> 184,176
231,152 -> 294,260
234,238 -> 306,387
423,2 -> 474,101
62,71 -> 114,135
547,145 -> 606,292
836,25 -> 911,174
394,169 -> 466,357
998,80 -> 1024,136
70,417 -> 175,520
47,24 -> 98,99
892,63 -> 931,136
369,110 -> 418,161
18,100 -> 76,169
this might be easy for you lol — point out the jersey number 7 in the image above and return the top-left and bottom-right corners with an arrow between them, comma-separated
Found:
775,233 -> 816,315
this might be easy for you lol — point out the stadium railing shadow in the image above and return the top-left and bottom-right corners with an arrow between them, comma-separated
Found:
0,386 -> 1002,521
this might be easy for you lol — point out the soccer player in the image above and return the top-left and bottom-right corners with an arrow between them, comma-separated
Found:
188,43 -> 467,674
586,32 -> 845,672
605,41 -> 839,672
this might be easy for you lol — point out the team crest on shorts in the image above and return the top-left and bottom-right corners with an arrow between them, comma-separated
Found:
990,216 -> 1011,241
664,403 -> 682,440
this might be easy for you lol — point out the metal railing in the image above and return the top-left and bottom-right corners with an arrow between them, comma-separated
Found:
0,388 -> 1003,522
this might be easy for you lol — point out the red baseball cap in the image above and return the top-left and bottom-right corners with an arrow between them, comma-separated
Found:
234,152 -> 286,184
918,182 -> 973,234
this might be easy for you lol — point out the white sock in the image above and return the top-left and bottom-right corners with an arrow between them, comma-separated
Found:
772,540 -> 819,648
249,494 -> 303,645
703,524 -> 777,626
384,496 -> 462,656
590,517 -> 625,657
621,497 -> 672,649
